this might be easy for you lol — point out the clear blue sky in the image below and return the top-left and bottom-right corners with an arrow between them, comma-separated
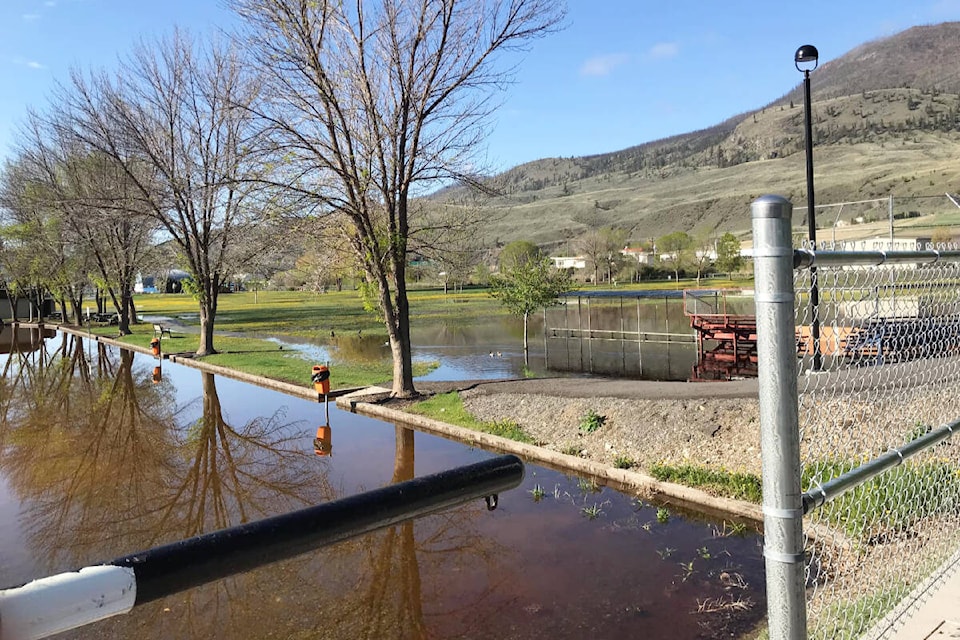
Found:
3,0 -> 960,171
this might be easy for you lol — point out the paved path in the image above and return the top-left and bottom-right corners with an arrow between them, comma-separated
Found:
890,555 -> 960,639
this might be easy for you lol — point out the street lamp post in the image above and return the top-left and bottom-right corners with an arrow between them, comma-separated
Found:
796,44 -> 822,371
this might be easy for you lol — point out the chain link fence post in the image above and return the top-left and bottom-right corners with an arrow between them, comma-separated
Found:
752,195 -> 807,639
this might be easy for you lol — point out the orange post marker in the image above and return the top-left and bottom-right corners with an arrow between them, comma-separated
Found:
311,364 -> 330,395
314,425 -> 332,456
150,337 -> 161,357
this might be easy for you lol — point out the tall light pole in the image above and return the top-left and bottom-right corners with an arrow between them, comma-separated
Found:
796,44 -> 821,371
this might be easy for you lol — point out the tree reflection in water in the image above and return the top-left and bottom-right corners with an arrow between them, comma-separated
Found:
286,426 -> 514,640
0,340 -> 326,573
0,339 -> 514,639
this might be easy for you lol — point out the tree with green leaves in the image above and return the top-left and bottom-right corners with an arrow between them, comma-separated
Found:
497,240 -> 542,271
656,231 -> 694,283
489,247 -> 571,365
714,232 -> 744,274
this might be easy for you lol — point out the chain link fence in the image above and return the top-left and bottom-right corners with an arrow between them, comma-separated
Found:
753,195 -> 960,639
797,253 -> 960,639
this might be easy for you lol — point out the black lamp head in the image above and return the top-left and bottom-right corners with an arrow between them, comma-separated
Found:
795,44 -> 819,72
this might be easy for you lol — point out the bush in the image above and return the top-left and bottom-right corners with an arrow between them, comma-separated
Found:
579,409 -> 606,434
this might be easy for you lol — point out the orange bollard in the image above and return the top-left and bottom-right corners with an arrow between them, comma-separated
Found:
150,337 -> 161,357
311,365 -> 330,395
314,425 -> 332,456
152,366 -> 162,384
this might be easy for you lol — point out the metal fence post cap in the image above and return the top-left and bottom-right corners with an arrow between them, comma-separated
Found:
751,195 -> 793,220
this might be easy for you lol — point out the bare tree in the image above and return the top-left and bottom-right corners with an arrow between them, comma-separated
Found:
576,227 -> 626,285
236,0 -> 564,397
12,114 -> 161,333
692,234 -> 715,285
53,31 -> 276,355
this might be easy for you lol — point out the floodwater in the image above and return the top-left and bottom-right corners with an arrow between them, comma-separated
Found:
266,301 -> 703,383
0,332 -> 767,639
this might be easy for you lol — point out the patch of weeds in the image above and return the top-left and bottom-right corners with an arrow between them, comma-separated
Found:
582,503 -> 603,520
712,520 -> 749,538
656,547 -> 676,559
803,459 -> 960,543
409,392 -> 534,443
905,423 -> 931,442
697,546 -> 712,560
656,507 -> 670,523
484,419 -> 534,443
613,454 -> 634,469
577,476 -> 601,493
521,365 -> 537,379
579,409 -> 607,434
561,444 -> 582,456
529,484 -> 545,502
697,595 -> 754,613
649,463 -> 762,503
677,560 -> 696,582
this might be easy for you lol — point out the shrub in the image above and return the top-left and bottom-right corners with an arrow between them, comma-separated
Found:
579,409 -> 606,434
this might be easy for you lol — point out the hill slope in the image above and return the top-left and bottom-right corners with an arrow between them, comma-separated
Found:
441,22 -> 960,250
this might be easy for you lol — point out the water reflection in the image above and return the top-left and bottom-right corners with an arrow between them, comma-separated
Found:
0,336 -> 767,639
0,339 -> 324,580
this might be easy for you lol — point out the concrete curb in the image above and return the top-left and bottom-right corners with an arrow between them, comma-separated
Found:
338,391 -> 764,524
50,323 -> 763,523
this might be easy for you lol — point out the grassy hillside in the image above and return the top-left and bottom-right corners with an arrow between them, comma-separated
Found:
435,23 -> 960,250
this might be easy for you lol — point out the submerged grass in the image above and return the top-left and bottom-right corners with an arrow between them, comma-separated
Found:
96,325 -> 436,390
409,391 -> 535,443
650,463 -> 762,503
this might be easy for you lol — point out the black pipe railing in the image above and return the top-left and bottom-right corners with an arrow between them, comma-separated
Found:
0,454 -> 524,639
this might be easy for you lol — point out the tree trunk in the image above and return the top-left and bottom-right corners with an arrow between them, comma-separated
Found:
523,311 -> 530,366
197,298 -> 218,356
117,285 -> 132,336
384,273 -> 416,398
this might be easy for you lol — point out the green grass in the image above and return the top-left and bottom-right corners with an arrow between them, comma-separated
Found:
803,459 -> 960,543
408,391 -> 534,443
650,463 -> 763,503
811,587 -> 902,640
578,409 -> 606,434
99,326 -> 436,390
133,289 -> 508,339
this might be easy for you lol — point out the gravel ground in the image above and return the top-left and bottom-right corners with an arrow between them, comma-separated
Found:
446,377 -> 765,475
461,390 -> 763,473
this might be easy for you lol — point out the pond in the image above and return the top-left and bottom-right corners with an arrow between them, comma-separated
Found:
0,333 -> 767,639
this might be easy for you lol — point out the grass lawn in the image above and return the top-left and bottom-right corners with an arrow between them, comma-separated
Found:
113,277 -> 751,389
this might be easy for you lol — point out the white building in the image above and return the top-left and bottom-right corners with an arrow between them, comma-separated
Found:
551,256 -> 586,270
620,247 -> 656,265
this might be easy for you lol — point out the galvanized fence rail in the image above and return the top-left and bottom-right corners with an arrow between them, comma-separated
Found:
753,195 -> 960,639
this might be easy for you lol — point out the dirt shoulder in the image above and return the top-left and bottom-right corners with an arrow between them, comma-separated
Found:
408,376 -> 764,477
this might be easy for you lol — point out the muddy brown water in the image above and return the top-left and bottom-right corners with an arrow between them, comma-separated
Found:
0,332 -> 766,639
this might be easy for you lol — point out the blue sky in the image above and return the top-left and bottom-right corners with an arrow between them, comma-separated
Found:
3,0 -> 960,171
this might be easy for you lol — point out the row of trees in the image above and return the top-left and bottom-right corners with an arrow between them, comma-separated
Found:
0,0 -> 565,397
567,228 -> 744,285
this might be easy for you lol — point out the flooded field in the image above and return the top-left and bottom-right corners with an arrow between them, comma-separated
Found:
0,332 -> 766,638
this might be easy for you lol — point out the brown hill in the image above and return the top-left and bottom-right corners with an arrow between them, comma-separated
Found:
441,22 -> 960,250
